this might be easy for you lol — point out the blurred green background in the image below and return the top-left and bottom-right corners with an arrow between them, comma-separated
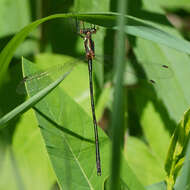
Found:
1,0 -> 190,190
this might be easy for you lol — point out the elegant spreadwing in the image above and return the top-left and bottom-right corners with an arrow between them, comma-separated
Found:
17,19 -> 172,176
76,19 -> 101,175
18,20 -> 103,176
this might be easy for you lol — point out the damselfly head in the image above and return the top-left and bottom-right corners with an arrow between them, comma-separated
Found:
80,27 -> 97,35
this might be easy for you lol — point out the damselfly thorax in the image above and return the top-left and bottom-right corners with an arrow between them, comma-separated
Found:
79,26 -> 97,60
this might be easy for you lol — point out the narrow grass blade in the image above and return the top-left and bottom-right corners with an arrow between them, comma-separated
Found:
1,12 -> 190,84
0,58 -> 73,128
110,0 -> 129,190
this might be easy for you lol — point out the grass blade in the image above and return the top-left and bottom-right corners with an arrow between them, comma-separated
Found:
1,12 -> 190,84
0,58 -> 73,128
110,0 -> 129,190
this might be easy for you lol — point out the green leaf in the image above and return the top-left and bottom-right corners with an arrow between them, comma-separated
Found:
153,0 -> 190,11
12,110 -> 55,190
128,80 -> 171,185
127,0 -> 190,125
120,157 -> 146,190
133,38 -> 190,122
146,181 -> 167,190
34,53 -> 91,115
125,2 -> 190,188
140,102 -> 170,163
104,177 -> 129,190
126,137 -> 166,186
0,109 -> 56,190
0,57 -> 73,128
2,10 -> 190,190
24,57 -> 109,189
22,57 -> 145,189
0,0 -> 30,37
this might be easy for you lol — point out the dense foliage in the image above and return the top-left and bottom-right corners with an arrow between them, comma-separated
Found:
1,0 -> 190,190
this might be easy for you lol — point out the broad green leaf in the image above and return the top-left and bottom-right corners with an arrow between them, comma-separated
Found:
13,110 -> 55,190
0,0 -> 36,58
128,84 -> 171,184
104,156 -> 146,190
35,53 -> 109,121
13,110 -> 56,190
126,137 -> 166,186
127,2 -> 190,189
133,38 -> 190,122
35,53 -> 91,115
0,109 -> 56,190
24,58 -> 109,189
129,2 -> 190,189
153,0 -> 190,11
104,177 -> 129,190
0,0 -> 30,37
146,181 -> 167,190
35,53 -> 145,189
132,0 -> 190,124
0,147 -> 20,190
140,102 -> 170,163
165,109 -> 190,190
35,53 -> 112,121
120,155 -> 146,190
131,38 -> 190,179
22,58 -> 145,189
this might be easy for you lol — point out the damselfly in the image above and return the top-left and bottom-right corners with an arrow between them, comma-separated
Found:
17,19 -> 172,177
75,19 -> 101,175
18,20 -> 102,176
